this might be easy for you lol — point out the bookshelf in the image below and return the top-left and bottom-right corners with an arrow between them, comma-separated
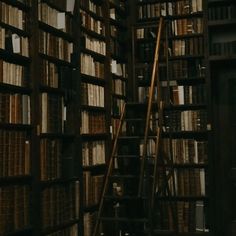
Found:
109,0 -> 128,137
131,0 -> 210,234
34,1 -> 81,236
0,0 -> 32,235
79,1 -> 108,235
207,0 -> 236,235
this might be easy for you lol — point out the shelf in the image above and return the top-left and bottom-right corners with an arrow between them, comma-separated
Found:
40,0 -> 74,16
39,53 -> 74,67
112,74 -> 127,81
0,21 -> 30,37
81,133 -> 109,139
39,133 -> 75,139
38,21 -> 73,42
81,26 -> 106,41
209,55 -> 236,62
0,123 -> 32,130
81,48 -> 106,61
80,5 -> 104,22
112,93 -> 126,99
160,76 -> 205,85
109,1 -> 126,17
84,203 -> 99,212
0,175 -> 31,185
81,73 -> 105,85
0,49 -> 31,65
6,227 -> 32,236
156,196 -> 208,201
162,131 -> 208,139
162,163 -> 208,169
169,55 -> 204,60
169,33 -> 204,40
1,0 -> 30,11
40,177 -> 80,187
208,19 -> 236,27
42,219 -> 80,235
164,104 -> 207,110
0,83 -> 31,93
109,18 -> 127,29
39,86 -> 65,94
208,0 -> 235,6
111,53 -> 127,63
83,163 -> 107,171
81,105 -> 106,111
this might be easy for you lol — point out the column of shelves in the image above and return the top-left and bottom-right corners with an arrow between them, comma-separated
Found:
109,0 -> 128,137
133,0 -> 210,234
0,0 -> 32,235
164,0 -> 209,234
36,0 -> 80,235
79,1 -> 108,235
207,0 -> 236,235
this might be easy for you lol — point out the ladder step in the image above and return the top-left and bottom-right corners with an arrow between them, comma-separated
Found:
145,229 -> 175,235
100,217 -> 148,223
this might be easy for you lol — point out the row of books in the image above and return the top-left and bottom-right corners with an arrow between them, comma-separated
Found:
111,60 -> 127,78
171,37 -> 204,56
164,110 -> 207,132
0,2 -> 27,30
82,141 -> 106,167
81,83 -> 105,108
136,26 -> 157,39
159,168 -> 205,196
159,200 -> 207,233
41,93 -> 65,133
112,118 -> 126,137
162,84 -> 206,105
0,93 -> 30,124
80,0 -> 103,17
112,79 -> 126,96
170,58 -> 205,79
40,138 -> 62,181
46,224 -> 78,236
0,60 -> 28,87
112,97 -> 125,116
81,111 -> 106,134
81,10 -> 105,36
210,41 -> 236,56
82,33 -> 106,56
138,86 -> 158,103
208,4 -> 236,21
0,28 -> 29,57
170,17 -> 203,36
0,185 -> 30,235
38,2 -> 73,34
39,59 -> 66,89
163,138 -> 207,164
0,130 -> 30,177
139,138 -> 156,157
110,38 -> 124,58
83,171 -> 104,207
39,31 -> 73,62
137,0 -> 203,20
81,53 -> 105,79
84,212 -> 97,236
41,182 -> 80,229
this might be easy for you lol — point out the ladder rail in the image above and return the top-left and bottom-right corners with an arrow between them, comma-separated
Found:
92,103 -> 126,236
138,17 -> 164,196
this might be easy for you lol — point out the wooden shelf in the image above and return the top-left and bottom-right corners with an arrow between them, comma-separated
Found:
0,49 -> 31,65
0,21 -> 30,37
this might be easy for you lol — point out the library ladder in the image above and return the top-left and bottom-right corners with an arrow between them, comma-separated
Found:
92,17 -> 175,236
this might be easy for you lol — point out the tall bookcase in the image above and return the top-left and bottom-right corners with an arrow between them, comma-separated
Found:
0,0 -> 31,235
79,1 -> 109,235
207,0 -> 236,235
132,0 -> 210,234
